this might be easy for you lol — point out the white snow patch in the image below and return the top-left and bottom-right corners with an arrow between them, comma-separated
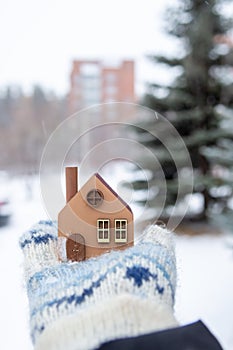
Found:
175,233 -> 233,350
0,175 -> 47,350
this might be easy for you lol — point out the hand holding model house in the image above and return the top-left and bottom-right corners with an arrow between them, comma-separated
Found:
19,167 -> 223,350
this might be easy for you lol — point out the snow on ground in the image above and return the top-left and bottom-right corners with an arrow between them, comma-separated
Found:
0,176 -> 46,350
175,233 -> 233,350
0,175 -> 233,349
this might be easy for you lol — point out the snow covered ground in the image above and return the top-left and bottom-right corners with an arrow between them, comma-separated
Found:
0,175 -> 233,350
175,234 -> 233,350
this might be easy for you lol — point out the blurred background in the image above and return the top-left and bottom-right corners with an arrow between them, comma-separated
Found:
0,0 -> 233,349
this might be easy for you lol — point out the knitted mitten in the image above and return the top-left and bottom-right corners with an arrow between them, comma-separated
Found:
20,220 -> 177,350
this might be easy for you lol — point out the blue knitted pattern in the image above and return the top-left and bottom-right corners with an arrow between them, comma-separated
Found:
20,221 -> 176,346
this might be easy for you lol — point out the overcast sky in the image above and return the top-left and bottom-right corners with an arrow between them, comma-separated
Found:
0,0 -> 175,96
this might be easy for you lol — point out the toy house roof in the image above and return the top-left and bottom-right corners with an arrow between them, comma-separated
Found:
94,173 -> 133,214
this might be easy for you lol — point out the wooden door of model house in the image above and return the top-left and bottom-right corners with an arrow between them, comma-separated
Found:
66,234 -> 85,262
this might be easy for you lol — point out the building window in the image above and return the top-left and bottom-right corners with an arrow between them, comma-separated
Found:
97,219 -> 110,243
105,85 -> 117,95
115,220 -> 127,243
105,72 -> 117,84
87,190 -> 104,207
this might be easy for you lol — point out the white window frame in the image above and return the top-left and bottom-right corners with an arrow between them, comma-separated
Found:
97,219 -> 110,243
115,219 -> 127,243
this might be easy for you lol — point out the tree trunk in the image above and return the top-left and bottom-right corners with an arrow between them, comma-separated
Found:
199,154 -> 210,220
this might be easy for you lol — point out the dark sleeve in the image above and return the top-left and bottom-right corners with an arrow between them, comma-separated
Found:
99,321 -> 223,350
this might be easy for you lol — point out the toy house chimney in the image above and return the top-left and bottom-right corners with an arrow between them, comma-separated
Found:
66,166 -> 78,203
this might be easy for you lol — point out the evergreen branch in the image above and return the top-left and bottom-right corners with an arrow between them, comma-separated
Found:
147,55 -> 183,67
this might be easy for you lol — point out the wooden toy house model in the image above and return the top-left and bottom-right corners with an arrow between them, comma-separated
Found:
58,167 -> 134,262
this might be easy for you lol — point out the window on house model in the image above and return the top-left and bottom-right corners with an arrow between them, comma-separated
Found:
87,189 -> 103,207
97,219 -> 110,243
115,220 -> 127,243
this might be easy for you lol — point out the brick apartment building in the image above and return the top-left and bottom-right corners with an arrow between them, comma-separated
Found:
69,60 -> 135,113
68,59 -> 135,163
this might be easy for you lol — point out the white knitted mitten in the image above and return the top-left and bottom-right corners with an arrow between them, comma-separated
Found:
20,220 -> 178,350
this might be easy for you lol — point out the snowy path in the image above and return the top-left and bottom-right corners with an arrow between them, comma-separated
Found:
0,176 -> 232,349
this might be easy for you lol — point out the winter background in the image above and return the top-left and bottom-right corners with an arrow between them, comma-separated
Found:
0,0 -> 233,349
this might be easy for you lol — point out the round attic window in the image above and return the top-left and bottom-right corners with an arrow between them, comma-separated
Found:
86,189 -> 104,207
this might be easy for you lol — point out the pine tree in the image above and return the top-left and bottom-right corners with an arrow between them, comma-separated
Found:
133,0 -> 233,222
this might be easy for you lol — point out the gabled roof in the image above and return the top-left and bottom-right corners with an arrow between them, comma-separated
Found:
95,173 -> 133,214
